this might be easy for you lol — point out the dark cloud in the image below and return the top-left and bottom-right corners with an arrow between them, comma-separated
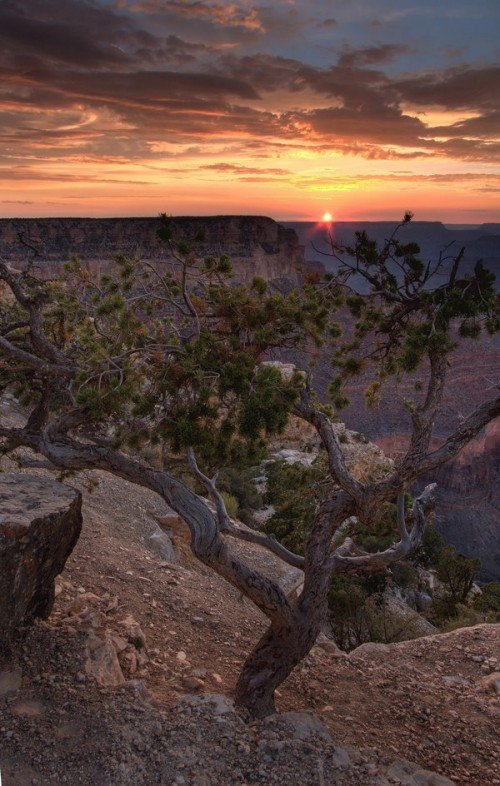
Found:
316,18 -> 338,29
132,0 -> 263,29
300,103 -> 426,146
338,44 -> 410,68
0,9 -> 128,67
395,66 -> 500,111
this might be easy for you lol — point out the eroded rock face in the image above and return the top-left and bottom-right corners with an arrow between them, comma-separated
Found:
0,216 -> 305,285
0,473 -> 82,652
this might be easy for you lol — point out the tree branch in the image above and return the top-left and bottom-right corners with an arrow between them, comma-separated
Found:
401,394 -> 500,480
187,446 -> 305,570
329,484 -> 436,574
0,335 -> 74,378
293,386 -> 363,501
2,426 -> 294,624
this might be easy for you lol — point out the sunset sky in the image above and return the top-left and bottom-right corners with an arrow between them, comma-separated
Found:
1,0 -> 499,221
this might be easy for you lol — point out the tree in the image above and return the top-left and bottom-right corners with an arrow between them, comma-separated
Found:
436,546 -> 481,605
1,214 -> 498,719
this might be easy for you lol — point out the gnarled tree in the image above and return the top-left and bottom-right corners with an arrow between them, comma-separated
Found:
1,215 -> 498,719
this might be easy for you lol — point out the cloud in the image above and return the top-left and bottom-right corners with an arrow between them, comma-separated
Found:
203,162 -> 289,175
125,0 -> 266,34
293,171 -> 500,192
395,66 -> 500,111
316,18 -> 338,29
0,0 -> 498,203
338,44 -> 410,68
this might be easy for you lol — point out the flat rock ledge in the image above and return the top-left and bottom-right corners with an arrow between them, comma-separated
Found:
0,473 -> 82,653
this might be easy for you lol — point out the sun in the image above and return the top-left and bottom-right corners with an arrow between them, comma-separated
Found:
322,212 -> 333,222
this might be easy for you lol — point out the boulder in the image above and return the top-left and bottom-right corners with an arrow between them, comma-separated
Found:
85,634 -> 126,687
149,527 -> 176,563
0,473 -> 82,653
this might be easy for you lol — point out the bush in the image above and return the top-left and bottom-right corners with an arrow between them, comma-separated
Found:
218,466 -> 263,524
441,603 -> 500,632
220,491 -> 239,518
436,546 -> 481,604
473,582 -> 500,613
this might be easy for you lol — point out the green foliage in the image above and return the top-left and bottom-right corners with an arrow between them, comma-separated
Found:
473,582 -> 500,613
220,491 -> 239,518
218,466 -> 263,525
327,572 -> 421,651
436,546 -> 481,604
429,546 -> 482,625
262,459 -> 321,554
3,217 -> 334,474
414,521 -> 445,569
440,603 -> 500,632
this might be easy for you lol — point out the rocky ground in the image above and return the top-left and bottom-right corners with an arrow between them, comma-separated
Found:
0,399 -> 499,786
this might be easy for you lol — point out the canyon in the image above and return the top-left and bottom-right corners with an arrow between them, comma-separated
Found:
0,215 -> 498,579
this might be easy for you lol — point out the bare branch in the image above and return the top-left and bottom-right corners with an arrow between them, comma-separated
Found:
2,425 -> 293,623
330,484 -> 436,575
187,446 -> 230,531
396,491 -> 409,544
0,335 -> 74,378
412,396 -> 500,476
293,386 -> 363,501
187,446 -> 304,570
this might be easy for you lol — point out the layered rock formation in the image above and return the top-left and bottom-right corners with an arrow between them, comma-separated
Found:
0,215 -> 305,284
430,422 -> 500,582
0,473 -> 82,652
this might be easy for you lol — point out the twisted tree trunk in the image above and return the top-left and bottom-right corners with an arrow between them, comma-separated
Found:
234,608 -> 323,718
235,497 -> 348,718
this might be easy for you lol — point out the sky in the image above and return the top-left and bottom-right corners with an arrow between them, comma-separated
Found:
1,0 -> 499,222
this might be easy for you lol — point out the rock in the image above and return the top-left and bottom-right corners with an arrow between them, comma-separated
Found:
176,693 -> 236,716
118,614 -> 147,649
268,711 -> 332,742
0,474 -> 82,651
123,679 -> 151,707
387,759 -> 455,786
442,675 -> 469,688
272,448 -> 316,466
381,591 -> 438,640
315,632 -> 344,657
149,527 -> 176,563
119,649 -> 138,674
329,747 -> 351,768
0,669 -> 22,697
481,671 -> 500,694
260,361 -> 301,381
181,675 -> 204,691
110,634 -> 128,653
85,634 -> 126,687
350,642 -> 391,659
10,699 -> 44,718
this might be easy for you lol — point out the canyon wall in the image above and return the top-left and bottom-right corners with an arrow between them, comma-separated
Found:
0,216 -> 305,285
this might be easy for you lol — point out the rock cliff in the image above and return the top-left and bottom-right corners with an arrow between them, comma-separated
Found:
430,421 -> 500,582
0,215 -> 305,284
0,473 -> 82,653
